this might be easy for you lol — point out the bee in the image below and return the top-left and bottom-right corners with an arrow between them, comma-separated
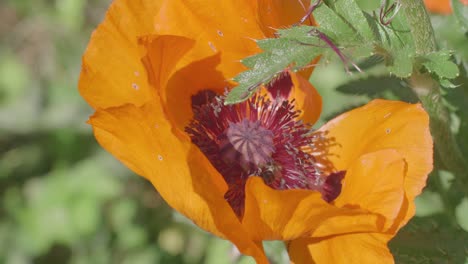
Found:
259,163 -> 282,185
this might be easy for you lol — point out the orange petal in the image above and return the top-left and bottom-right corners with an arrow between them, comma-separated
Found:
154,0 -> 318,81
424,0 -> 452,14
289,72 -> 322,124
333,150 -> 406,231
138,35 -> 195,92
257,0 -> 319,79
242,177 -> 383,241
79,0 -> 162,109
154,0 -> 265,80
320,100 -> 433,227
139,34 -> 231,130
288,233 -> 394,264
142,39 -> 228,130
88,101 -> 268,263
239,123 -> 409,241
257,0 -> 315,36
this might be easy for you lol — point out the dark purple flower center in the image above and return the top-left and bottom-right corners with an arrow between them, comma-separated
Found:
221,119 -> 275,170
185,74 -> 344,217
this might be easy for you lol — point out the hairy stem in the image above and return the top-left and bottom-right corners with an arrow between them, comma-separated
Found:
410,74 -> 468,190
400,0 -> 468,190
399,0 -> 436,55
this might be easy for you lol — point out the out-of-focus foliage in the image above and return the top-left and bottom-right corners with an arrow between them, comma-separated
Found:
1,0 -> 467,263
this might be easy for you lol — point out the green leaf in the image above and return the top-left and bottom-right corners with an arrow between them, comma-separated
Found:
312,2 -> 359,43
351,54 -> 385,72
226,0 -> 421,103
455,197 -> 468,232
389,216 -> 468,263
333,0 -> 376,42
421,52 -> 460,79
225,34 -> 322,104
451,0 -> 468,31
440,79 -> 458,89
335,75 -> 418,102
445,66 -> 468,159
388,49 -> 413,78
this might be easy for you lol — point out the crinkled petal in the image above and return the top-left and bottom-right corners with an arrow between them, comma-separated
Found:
79,0 -> 162,109
242,177 -> 383,241
88,101 -> 268,263
288,233 -> 394,264
334,150 -> 407,231
240,134 -> 411,241
145,51 -> 228,130
289,72 -> 322,124
257,0 -> 314,36
320,100 -> 433,228
154,0 -> 264,80
142,51 -> 321,132
154,0 -> 318,82
138,35 -> 195,92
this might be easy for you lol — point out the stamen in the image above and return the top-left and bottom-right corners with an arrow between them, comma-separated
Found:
266,71 -> 293,100
186,86 -> 344,217
321,171 -> 345,202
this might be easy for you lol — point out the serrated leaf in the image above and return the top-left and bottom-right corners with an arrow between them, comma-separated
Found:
225,36 -> 323,104
422,52 -> 460,79
388,50 -> 413,78
335,75 -> 418,102
363,13 -> 384,43
333,0 -> 376,41
227,0 -> 421,104
351,54 -> 385,72
386,9 -> 413,49
277,26 -> 314,39
366,8 -> 412,54
313,3 -> 359,43
440,79 -> 458,89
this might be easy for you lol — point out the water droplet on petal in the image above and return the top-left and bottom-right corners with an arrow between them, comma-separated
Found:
134,71 -> 140,76
132,83 -> 139,90
158,155 -> 163,161
208,42 -> 217,52
217,30 -> 224,37
386,128 -> 391,134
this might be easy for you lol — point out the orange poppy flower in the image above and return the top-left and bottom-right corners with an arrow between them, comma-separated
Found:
79,0 -> 433,263
424,0 -> 452,14
424,0 -> 468,14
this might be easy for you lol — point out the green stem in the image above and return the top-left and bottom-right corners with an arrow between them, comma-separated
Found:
399,0 -> 436,55
400,0 -> 468,190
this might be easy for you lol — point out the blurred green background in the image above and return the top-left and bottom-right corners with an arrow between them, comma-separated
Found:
0,0 -> 467,263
